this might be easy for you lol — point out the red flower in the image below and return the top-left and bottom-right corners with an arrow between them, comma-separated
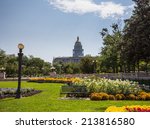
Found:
137,107 -> 142,112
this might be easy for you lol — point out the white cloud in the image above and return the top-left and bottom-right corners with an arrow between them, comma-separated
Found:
48,0 -> 133,19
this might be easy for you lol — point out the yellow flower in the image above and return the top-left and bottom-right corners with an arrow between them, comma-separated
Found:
105,106 -> 127,112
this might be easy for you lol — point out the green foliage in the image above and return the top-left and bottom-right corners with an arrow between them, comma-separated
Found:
5,55 -> 18,77
0,49 -> 51,77
0,49 -> 7,68
80,55 -> 97,73
99,0 -> 150,73
123,0 -> 150,72
100,23 -> 123,73
23,56 -> 50,77
53,62 -> 81,74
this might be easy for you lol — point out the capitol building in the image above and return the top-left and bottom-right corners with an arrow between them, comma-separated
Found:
53,36 -> 84,63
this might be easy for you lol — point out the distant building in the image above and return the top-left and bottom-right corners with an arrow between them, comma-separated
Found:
73,36 -> 84,57
53,36 -> 84,63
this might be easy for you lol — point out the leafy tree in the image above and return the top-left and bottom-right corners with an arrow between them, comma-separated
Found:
5,55 -> 18,77
80,55 -> 95,73
100,23 -> 123,73
123,0 -> 150,73
0,49 -> 6,68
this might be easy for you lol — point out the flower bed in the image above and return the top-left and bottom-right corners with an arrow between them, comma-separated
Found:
0,88 -> 41,99
90,92 -> 150,101
105,105 -> 150,112
28,77 -> 80,83
74,77 -> 142,95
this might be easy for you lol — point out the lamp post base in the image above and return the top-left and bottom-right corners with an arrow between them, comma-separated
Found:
15,93 -> 22,99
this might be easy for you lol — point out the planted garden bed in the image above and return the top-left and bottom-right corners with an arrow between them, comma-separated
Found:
105,105 -> 150,112
72,77 -> 150,100
28,77 -> 80,83
0,88 -> 41,99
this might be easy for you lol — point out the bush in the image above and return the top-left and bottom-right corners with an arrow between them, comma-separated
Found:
90,93 -> 102,100
99,92 -> 109,100
127,94 -> 136,100
108,95 -> 115,100
137,92 -> 150,100
146,94 -> 150,100
115,94 -> 125,100
138,95 -> 146,100
90,92 -> 109,100
139,91 -> 147,96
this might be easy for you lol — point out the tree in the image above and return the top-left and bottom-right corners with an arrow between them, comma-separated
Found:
123,0 -> 150,73
80,55 -> 96,73
100,23 -> 123,73
42,62 -> 51,76
5,55 -> 18,77
0,49 -> 6,68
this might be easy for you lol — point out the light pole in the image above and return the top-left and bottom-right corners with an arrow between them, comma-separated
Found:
16,43 -> 24,99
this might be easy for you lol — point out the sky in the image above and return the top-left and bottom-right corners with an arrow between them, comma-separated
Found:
0,0 -> 134,63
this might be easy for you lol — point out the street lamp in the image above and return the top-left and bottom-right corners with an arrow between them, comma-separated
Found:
15,43 -> 24,99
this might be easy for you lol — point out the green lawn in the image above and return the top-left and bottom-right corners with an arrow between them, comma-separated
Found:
0,81 -> 150,112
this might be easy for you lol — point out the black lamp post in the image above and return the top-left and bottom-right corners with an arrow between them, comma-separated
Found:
16,43 -> 24,99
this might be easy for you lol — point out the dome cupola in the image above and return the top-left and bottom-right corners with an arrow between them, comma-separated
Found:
73,36 -> 84,57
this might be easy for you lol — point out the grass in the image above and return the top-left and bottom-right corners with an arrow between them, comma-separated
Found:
0,81 -> 150,112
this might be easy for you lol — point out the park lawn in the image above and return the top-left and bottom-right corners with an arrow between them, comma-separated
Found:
0,81 -> 150,112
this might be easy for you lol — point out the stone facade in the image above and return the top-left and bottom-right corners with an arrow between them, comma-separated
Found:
53,37 -> 84,64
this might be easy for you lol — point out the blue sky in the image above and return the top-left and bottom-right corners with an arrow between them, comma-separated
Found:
0,0 -> 134,62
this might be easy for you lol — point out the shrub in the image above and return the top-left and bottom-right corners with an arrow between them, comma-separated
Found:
90,93 -> 102,100
127,94 -> 136,100
139,91 -> 147,96
146,94 -> 150,100
140,95 -> 147,100
99,92 -> 109,100
137,92 -> 150,100
115,94 -> 125,100
90,92 -> 109,100
108,95 -> 115,100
